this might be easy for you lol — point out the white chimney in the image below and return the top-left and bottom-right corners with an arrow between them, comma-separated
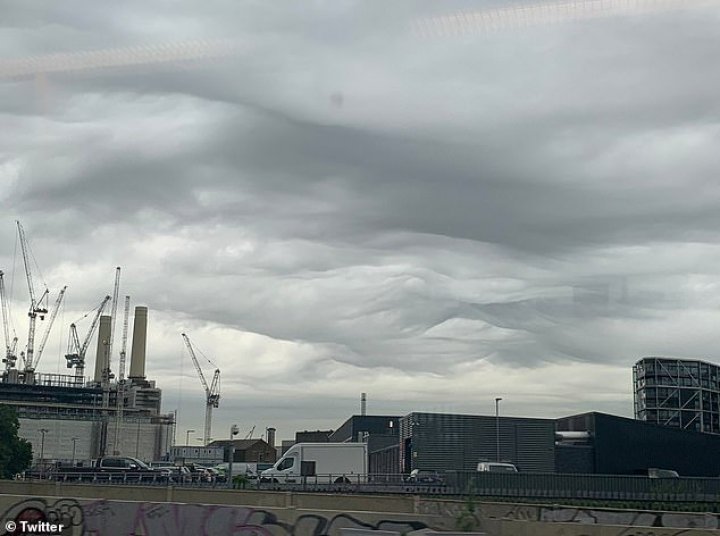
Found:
129,306 -> 148,380
93,316 -> 111,383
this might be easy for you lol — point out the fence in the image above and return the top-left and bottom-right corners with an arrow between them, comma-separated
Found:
446,471 -> 720,502
22,470 -> 720,503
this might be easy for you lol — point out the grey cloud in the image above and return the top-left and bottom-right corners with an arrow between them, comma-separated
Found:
2,1 -> 720,438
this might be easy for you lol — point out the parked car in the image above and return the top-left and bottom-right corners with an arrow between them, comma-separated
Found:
151,465 -> 191,484
187,464 -> 213,483
648,468 -> 679,478
51,456 -> 169,482
406,469 -> 445,484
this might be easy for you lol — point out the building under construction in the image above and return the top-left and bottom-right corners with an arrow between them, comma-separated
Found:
0,306 -> 174,464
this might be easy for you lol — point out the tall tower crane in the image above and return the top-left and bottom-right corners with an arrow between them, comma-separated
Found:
16,221 -> 50,378
65,295 -> 111,383
33,286 -> 67,371
0,270 -> 18,372
106,268 -> 121,383
112,296 -> 131,454
101,267 -> 121,409
181,333 -> 220,446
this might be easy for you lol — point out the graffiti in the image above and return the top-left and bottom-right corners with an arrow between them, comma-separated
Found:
502,503 -> 540,521
480,502 -> 720,531
536,506 -> 718,530
0,498 -> 84,535
0,497 -> 432,536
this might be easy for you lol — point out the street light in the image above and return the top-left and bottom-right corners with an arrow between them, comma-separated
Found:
495,398 -> 502,462
185,429 -> 195,446
71,437 -> 79,466
39,428 -> 49,479
228,424 -> 239,489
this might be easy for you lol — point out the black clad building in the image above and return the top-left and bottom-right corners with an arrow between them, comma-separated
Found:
400,412 -> 556,473
556,412 -> 720,477
330,415 -> 400,474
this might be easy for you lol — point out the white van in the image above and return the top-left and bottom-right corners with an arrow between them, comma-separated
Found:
261,443 -> 367,483
476,462 -> 518,473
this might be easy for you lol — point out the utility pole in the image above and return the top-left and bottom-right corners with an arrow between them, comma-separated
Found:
495,397 -> 502,462
39,428 -> 48,478
228,424 -> 239,488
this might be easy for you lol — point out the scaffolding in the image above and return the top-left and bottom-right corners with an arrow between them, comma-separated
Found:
634,357 -> 720,434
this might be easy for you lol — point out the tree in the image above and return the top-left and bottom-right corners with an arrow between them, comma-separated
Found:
0,405 -> 33,478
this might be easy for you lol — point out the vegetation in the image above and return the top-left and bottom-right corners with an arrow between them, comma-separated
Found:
455,494 -> 480,532
232,474 -> 249,489
0,405 -> 32,478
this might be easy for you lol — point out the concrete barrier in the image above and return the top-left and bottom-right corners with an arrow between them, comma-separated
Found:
498,519 -> 718,535
2,481 -> 720,534
0,494 -> 449,536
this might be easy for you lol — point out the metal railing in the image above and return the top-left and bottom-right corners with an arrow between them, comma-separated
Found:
21,470 -> 720,503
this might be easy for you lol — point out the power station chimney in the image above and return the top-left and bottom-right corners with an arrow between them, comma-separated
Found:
361,392 -> 367,416
129,306 -> 148,380
93,316 -> 111,383
266,427 -> 276,448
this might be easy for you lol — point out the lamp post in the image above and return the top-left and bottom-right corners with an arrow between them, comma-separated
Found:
228,424 -> 239,489
495,397 -> 502,462
185,429 -> 195,446
71,437 -> 79,466
39,428 -> 49,479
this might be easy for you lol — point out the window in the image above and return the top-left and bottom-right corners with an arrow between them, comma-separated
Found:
277,457 -> 295,470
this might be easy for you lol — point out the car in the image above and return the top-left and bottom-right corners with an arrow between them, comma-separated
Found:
476,462 -> 518,473
187,464 -> 213,483
147,464 -> 188,482
406,469 -> 445,484
648,468 -> 679,478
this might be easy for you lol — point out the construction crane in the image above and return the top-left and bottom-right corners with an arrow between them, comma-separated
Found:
0,270 -> 18,371
245,425 -> 256,440
112,296 -> 131,455
33,286 -> 67,370
104,267 -> 121,396
16,221 -> 49,378
65,295 -> 111,383
181,333 -> 220,446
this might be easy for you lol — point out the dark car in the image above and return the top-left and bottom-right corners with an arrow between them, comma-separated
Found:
406,469 -> 445,484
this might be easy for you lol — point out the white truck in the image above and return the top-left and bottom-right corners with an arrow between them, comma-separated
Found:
261,443 -> 368,483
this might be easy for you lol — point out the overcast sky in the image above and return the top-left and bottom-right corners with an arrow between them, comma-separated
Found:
2,0 -> 720,443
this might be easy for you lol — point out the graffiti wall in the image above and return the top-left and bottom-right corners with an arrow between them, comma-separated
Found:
0,497 -> 438,536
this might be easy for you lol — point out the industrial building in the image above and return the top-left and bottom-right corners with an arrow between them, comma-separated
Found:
170,445 -> 224,466
0,306 -> 175,464
330,415 -> 400,474
399,412 -> 556,473
295,429 -> 334,443
633,356 -> 720,434
208,439 -> 277,463
556,411 -> 720,477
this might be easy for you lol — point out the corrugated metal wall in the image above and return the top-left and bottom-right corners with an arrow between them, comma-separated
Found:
399,412 -> 555,472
